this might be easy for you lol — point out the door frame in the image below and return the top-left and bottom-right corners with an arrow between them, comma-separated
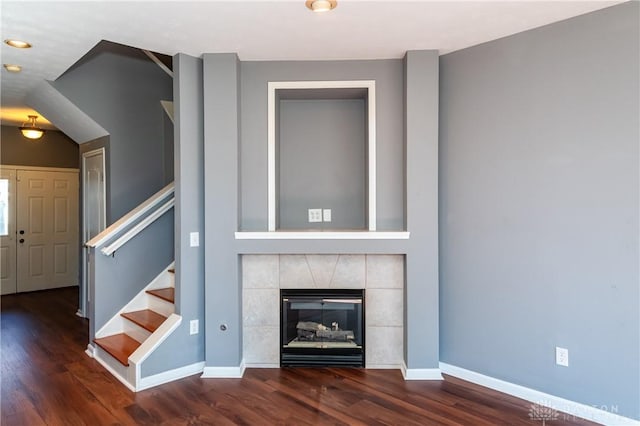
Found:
0,169 -> 16,295
80,148 -> 106,318
0,165 -> 80,295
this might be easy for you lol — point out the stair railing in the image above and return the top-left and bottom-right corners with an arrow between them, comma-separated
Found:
87,182 -> 174,254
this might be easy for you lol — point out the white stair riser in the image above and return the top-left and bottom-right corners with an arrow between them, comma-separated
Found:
123,318 -> 152,343
147,294 -> 175,317
123,293 -> 174,316
96,315 -> 153,342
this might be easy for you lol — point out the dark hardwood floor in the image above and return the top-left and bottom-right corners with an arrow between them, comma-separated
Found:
1,287 -> 597,425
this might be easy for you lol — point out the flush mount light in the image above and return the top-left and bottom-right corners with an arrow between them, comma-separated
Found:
4,39 -> 32,49
3,64 -> 22,72
20,115 -> 45,140
305,0 -> 337,12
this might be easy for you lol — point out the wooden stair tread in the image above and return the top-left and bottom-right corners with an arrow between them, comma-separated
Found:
146,287 -> 175,303
94,334 -> 140,366
121,309 -> 167,332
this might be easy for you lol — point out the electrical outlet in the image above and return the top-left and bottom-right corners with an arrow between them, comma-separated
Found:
556,347 -> 569,366
323,209 -> 332,222
308,209 -> 322,223
190,319 -> 199,335
190,232 -> 199,247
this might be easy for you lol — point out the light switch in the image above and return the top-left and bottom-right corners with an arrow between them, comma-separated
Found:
190,232 -> 199,247
323,209 -> 332,222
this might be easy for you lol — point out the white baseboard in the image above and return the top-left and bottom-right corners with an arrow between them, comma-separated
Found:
85,344 -> 96,358
138,361 -> 205,391
440,362 -> 640,426
401,361 -> 443,380
367,364 -> 403,370
243,363 -> 279,369
201,360 -> 246,378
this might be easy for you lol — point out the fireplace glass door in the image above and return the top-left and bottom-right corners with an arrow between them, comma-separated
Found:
281,289 -> 364,367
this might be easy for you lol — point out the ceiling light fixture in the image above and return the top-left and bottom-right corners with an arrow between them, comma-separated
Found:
20,115 -> 45,140
305,0 -> 337,13
4,39 -> 32,49
4,64 -> 22,73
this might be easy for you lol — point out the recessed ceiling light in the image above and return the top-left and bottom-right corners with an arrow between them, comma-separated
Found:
4,39 -> 32,49
305,0 -> 337,13
4,64 -> 22,73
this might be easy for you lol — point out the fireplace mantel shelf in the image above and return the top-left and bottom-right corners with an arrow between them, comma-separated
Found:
235,231 -> 410,240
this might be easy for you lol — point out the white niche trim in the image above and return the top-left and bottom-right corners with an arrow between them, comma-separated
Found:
235,231 -> 409,240
267,80 -> 377,232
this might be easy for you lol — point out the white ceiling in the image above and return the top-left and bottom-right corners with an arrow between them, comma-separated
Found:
0,0 -> 623,128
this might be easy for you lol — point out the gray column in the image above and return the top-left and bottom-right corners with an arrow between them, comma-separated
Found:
203,53 -> 242,368
404,50 -> 440,369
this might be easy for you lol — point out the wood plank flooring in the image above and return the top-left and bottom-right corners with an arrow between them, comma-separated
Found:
1,287 -> 598,425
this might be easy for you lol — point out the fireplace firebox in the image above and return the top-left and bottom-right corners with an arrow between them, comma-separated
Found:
281,289 -> 365,367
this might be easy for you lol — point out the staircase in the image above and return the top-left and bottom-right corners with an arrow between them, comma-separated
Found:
94,267 -> 175,366
85,182 -> 178,391
89,265 -> 181,391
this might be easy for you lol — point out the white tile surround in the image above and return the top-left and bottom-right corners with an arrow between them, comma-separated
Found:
242,254 -> 404,368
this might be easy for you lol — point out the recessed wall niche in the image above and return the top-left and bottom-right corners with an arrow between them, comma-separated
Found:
268,81 -> 376,231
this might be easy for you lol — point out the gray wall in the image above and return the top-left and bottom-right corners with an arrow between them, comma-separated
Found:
25,80 -> 109,144
142,54 -> 205,377
240,60 -> 404,231
52,41 -> 174,222
439,2 -> 639,420
279,99 -> 366,230
1,125 -> 79,168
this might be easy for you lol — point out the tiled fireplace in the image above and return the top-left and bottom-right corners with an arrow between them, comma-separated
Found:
242,254 -> 404,368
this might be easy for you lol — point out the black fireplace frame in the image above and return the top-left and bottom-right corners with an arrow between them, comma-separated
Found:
280,289 -> 365,367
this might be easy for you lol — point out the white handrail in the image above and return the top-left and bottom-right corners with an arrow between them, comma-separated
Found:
101,198 -> 174,256
86,182 -> 174,248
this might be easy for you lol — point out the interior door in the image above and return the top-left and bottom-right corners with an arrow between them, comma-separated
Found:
81,149 -> 106,316
16,170 -> 79,292
83,150 -> 106,243
0,170 -> 17,295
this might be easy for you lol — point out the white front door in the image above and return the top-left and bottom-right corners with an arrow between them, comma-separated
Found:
16,170 -> 79,292
81,149 -> 106,316
0,170 -> 17,295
